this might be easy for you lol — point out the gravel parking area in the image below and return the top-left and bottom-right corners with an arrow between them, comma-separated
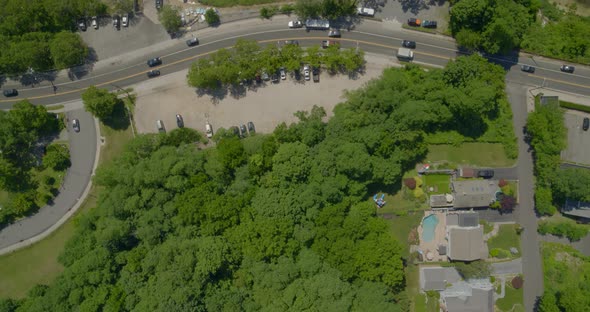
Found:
561,110 -> 590,165
133,53 -> 394,136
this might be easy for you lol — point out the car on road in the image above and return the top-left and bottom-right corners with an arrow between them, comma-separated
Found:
280,68 -> 286,80
321,40 -> 340,49
422,20 -> 437,28
583,117 -> 589,131
247,121 -> 255,134
186,37 -> 199,47
312,68 -> 320,82
357,7 -> 375,17
288,20 -> 303,28
240,124 -> 248,137
206,123 -> 213,138
113,15 -> 120,29
478,170 -> 495,179
78,18 -> 87,31
176,114 -> 184,128
156,0 -> 163,10
72,119 -> 80,133
521,65 -> 535,73
147,70 -> 160,78
147,57 -> 162,67
560,65 -> 575,73
328,28 -> 341,38
303,65 -> 310,81
402,40 -> 416,49
122,14 -> 129,27
3,89 -> 18,97
91,16 -> 98,29
407,18 -> 421,26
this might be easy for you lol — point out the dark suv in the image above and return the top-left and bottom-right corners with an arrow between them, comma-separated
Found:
521,65 -> 535,73
583,117 -> 589,131
478,170 -> 494,179
147,57 -> 162,67
3,89 -> 18,97
186,37 -> 199,47
402,40 -> 416,49
422,20 -> 437,28
560,65 -> 575,73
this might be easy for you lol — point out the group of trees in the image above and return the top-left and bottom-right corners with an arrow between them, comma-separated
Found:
293,0 -> 358,20
0,101 -> 65,226
0,0 -> 101,74
450,0 -> 590,62
159,5 -> 220,33
82,86 -> 122,121
0,55 -> 515,311
187,39 -> 364,89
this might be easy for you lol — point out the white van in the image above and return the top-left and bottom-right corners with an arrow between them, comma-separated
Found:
357,7 -> 375,17
156,120 -> 165,133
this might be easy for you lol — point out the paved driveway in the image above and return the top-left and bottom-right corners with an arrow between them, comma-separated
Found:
492,258 -> 523,275
561,110 -> 590,166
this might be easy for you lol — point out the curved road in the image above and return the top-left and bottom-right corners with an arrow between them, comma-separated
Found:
1,16 -> 589,311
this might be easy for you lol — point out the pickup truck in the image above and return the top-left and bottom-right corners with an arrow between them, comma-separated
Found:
397,48 -> 414,61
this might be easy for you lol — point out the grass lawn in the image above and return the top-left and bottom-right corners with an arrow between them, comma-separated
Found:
427,143 -> 515,167
496,283 -> 524,312
423,174 -> 451,194
382,212 -> 423,257
0,111 -> 134,299
487,224 -> 521,257
31,165 -> 67,207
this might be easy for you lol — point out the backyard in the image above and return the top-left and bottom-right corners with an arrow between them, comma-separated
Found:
495,282 -> 525,312
427,143 -> 516,168
487,224 -> 522,259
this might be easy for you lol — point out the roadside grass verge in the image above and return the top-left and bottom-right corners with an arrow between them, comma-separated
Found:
487,224 -> 521,259
426,143 -> 515,167
46,104 -> 64,111
559,100 -> 590,113
0,110 -> 134,299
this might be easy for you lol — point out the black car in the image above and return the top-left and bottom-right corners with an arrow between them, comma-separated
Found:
294,69 -> 301,81
113,15 -> 120,29
422,20 -> 437,28
3,89 -> 18,97
271,73 -> 279,83
583,117 -> 589,131
560,65 -> 575,73
247,121 -> 255,133
328,28 -> 341,38
72,119 -> 80,133
312,68 -> 320,82
478,170 -> 494,179
147,57 -> 162,67
156,0 -> 163,9
521,65 -> 535,73
186,37 -> 199,47
255,74 -> 262,84
402,40 -> 416,49
230,126 -> 240,137
77,18 -> 87,31
176,114 -> 184,128
147,70 -> 160,78
240,124 -> 247,137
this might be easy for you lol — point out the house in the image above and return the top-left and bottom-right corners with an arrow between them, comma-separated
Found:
420,266 -> 462,292
562,198 -> 590,220
450,180 -> 500,209
446,212 -> 487,262
440,279 -> 494,312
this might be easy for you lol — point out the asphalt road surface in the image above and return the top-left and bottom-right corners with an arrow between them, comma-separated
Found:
0,108 -> 96,250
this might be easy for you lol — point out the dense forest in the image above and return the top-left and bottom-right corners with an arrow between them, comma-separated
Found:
0,55 -> 512,311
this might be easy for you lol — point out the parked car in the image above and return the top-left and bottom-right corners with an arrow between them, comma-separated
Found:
583,117 -> 589,131
78,18 -> 87,31
422,20 -> 437,28
247,121 -> 255,134
288,20 -> 303,28
303,65 -> 310,81
402,40 -> 416,49
328,28 -> 341,38
3,89 -> 18,97
521,65 -> 535,73
312,68 -> 320,82
206,123 -> 213,138
147,70 -> 160,78
294,69 -> 301,81
147,57 -> 162,67
91,16 -> 98,29
407,18 -> 421,26
357,7 -> 375,17
280,68 -> 286,80
156,0 -> 163,9
271,72 -> 279,83
122,14 -> 129,27
230,126 -> 240,137
72,119 -> 80,132
477,170 -> 494,179
560,65 -> 575,73
255,74 -> 262,84
321,40 -> 340,49
186,37 -> 199,47
156,120 -> 165,133
240,124 -> 248,137
261,71 -> 270,81
176,114 -> 184,128
113,15 -> 120,29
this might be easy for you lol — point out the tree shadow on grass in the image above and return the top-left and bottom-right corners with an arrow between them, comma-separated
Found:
102,102 -> 130,130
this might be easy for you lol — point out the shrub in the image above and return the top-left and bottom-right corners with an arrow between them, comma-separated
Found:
413,187 -> 425,199
414,176 -> 423,188
500,195 -> 517,213
511,276 -> 524,289
280,4 -> 294,14
538,221 -> 589,242
404,178 -> 416,190
498,179 -> 508,187
205,8 -> 220,25
490,276 -> 496,283
490,248 -> 500,257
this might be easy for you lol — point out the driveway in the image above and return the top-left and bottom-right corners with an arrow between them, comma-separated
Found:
0,107 -> 96,253
561,110 -> 590,166
492,258 -> 523,275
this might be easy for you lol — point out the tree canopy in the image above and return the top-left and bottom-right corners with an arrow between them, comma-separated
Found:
82,86 -> 121,121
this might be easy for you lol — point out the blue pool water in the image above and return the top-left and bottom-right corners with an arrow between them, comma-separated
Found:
422,214 -> 439,243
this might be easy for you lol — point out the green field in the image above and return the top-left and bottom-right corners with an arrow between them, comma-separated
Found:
427,143 -> 515,167
0,109 -> 134,299
487,224 -> 521,258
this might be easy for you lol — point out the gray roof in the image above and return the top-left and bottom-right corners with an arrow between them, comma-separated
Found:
447,227 -> 487,261
420,267 -> 462,291
451,180 -> 500,208
442,281 -> 494,312
562,198 -> 590,219
446,214 -> 459,227
458,212 -> 479,227
431,194 -> 453,208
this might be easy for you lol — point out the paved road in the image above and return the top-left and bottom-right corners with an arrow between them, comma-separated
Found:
506,83 -> 544,311
0,107 -> 96,251
492,258 -> 523,275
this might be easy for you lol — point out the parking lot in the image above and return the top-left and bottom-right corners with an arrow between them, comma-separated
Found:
368,0 -> 450,30
561,110 -> 590,165
133,53 -> 393,136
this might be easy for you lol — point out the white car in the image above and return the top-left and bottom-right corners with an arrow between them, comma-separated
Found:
303,65 -> 310,81
280,68 -> 286,80
91,16 -> 98,29
122,14 -> 129,27
288,20 -> 303,28
205,123 -> 213,138
357,7 -> 375,17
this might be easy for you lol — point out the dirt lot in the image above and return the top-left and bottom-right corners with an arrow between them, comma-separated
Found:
133,53 -> 396,136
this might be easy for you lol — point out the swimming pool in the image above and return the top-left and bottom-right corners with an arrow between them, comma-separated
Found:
422,214 -> 439,243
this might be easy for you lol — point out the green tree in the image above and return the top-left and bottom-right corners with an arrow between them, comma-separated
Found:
42,143 -> 71,171
158,5 -> 182,33
49,32 -> 88,69
82,86 -> 119,121
9,190 -> 38,216
217,136 -> 246,172
455,28 -> 482,51
204,8 -> 220,25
